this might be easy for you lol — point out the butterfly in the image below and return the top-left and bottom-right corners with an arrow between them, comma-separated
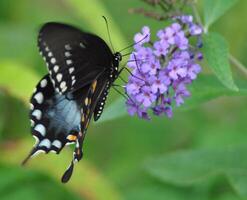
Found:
22,22 -> 123,183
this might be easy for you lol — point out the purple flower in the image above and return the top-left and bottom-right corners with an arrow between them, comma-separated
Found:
136,86 -> 156,107
153,41 -> 169,57
189,24 -> 203,36
126,99 -> 150,120
175,31 -> 189,50
149,75 -> 169,94
173,82 -> 191,106
167,59 -> 187,80
141,59 -> 161,75
187,63 -> 201,80
126,15 -> 203,120
134,26 -> 150,48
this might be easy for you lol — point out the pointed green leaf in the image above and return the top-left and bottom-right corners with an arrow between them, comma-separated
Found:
202,33 -> 238,91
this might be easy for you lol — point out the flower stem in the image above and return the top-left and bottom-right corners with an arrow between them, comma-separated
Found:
229,54 -> 247,78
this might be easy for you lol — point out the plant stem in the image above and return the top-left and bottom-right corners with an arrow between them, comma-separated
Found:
229,54 -> 247,78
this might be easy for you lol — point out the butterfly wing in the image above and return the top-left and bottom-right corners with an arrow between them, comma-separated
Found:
23,74 -> 93,164
38,22 -> 113,94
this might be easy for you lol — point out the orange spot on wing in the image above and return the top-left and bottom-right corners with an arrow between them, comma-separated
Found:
67,135 -> 77,141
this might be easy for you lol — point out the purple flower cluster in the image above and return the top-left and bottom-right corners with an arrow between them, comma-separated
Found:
125,15 -> 203,119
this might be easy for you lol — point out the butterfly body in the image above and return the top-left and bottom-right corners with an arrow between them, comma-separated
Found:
23,22 -> 122,182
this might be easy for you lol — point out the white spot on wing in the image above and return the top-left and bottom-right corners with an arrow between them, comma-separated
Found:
48,52 -> 53,57
65,52 -> 71,57
61,86 -> 67,93
65,44 -> 72,50
60,81 -> 66,89
66,60 -> 73,65
52,140 -> 62,149
34,124 -> 46,136
69,67 -> 75,74
54,65 -> 59,73
51,58 -> 56,64
40,79 -> 47,88
56,73 -> 62,82
32,109 -> 42,120
39,139 -> 51,149
45,47 -> 50,52
34,92 -> 44,104
80,42 -> 85,48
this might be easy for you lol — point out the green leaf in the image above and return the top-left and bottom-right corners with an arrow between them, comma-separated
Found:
0,61 -> 39,104
202,33 -> 238,91
204,0 -> 239,31
145,146 -> 247,198
184,75 -> 247,109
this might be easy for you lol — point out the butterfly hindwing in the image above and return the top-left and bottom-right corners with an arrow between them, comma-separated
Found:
38,22 -> 113,94
23,74 -> 93,164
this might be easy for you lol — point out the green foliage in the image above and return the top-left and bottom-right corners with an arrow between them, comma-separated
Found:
203,0 -> 239,31
0,164 -> 81,200
144,146 -> 247,198
0,61 -> 39,103
0,0 -> 247,200
202,33 -> 238,91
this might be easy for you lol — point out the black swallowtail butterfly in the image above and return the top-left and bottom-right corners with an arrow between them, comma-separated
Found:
22,22 -> 122,183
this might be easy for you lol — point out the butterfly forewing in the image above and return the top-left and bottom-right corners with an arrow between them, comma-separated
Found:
38,22 -> 113,94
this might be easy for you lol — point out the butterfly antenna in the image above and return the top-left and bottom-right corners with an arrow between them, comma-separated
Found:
112,86 -> 128,100
122,52 -> 132,57
102,16 -> 115,53
119,34 -> 149,53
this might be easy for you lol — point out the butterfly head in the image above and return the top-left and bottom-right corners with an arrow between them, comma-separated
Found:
113,52 -> 122,63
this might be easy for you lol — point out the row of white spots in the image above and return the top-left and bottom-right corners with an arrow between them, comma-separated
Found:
36,139 -> 62,150
64,44 -> 76,88
96,83 -> 110,117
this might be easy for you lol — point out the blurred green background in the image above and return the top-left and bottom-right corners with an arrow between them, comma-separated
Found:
0,0 -> 247,200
